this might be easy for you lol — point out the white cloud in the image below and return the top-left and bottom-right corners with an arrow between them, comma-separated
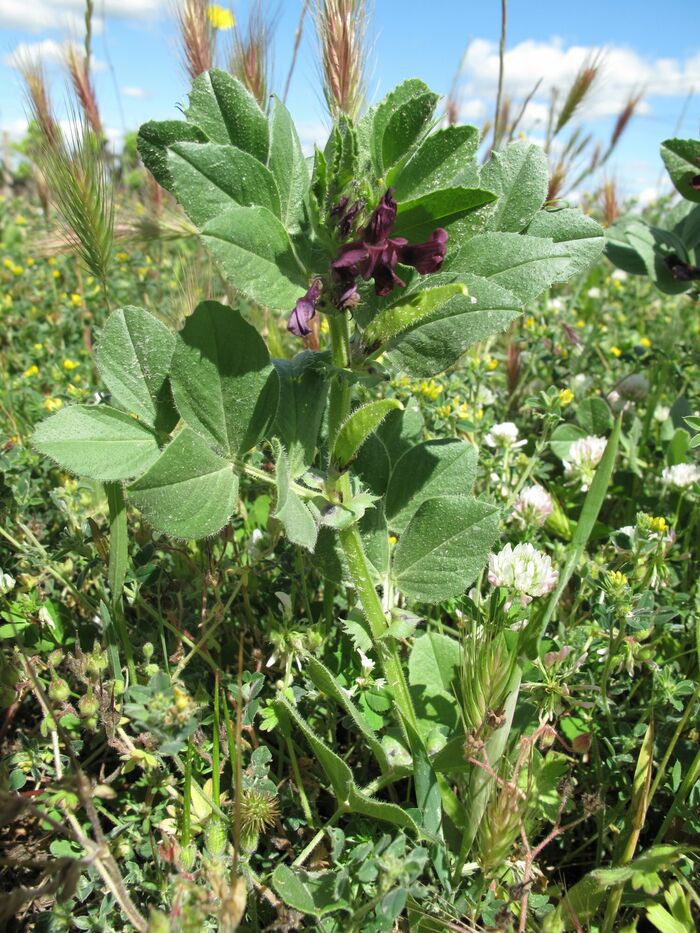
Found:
460,37 -> 700,126
122,86 -> 146,98
296,120 -> 329,156
4,39 -> 106,72
0,0 -> 165,32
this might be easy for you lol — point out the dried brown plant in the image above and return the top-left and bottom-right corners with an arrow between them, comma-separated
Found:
229,1 -> 278,107
17,58 -> 59,149
178,0 -> 215,81
65,44 -> 103,138
314,0 -> 369,121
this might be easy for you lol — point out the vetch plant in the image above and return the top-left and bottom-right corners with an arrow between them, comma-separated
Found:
31,68 -> 605,909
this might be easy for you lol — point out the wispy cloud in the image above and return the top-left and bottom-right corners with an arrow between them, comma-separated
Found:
0,0 -> 166,32
5,39 -> 105,72
459,37 -> 700,127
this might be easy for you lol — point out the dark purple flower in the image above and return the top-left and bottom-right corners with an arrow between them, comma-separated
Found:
288,279 -> 322,337
363,189 -> 397,244
397,228 -> 448,275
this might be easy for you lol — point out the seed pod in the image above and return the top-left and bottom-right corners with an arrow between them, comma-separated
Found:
205,817 -> 228,858
49,676 -> 70,703
177,842 -> 197,872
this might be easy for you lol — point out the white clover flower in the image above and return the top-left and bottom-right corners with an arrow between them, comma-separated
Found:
564,435 -> 607,490
654,405 -> 670,423
513,485 -> 554,526
476,385 -> 495,406
662,463 -> 700,489
611,269 -> 628,281
0,571 -> 16,596
485,421 -> 525,449
488,543 -> 558,606
548,297 -> 564,310
572,373 -> 591,394
587,287 -> 601,299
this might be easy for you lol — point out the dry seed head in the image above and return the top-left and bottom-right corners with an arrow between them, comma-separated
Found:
229,1 -> 277,108
600,177 -> 619,227
315,0 -> 369,121
547,159 -> 567,203
65,44 -> 103,138
609,91 -> 642,152
18,58 -> 59,149
554,53 -> 602,136
178,0 -> 215,81
477,774 -> 525,877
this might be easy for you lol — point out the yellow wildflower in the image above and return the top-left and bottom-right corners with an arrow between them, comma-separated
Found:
2,257 -> 13,269
116,251 -> 129,262
610,346 -> 622,358
43,397 -> 63,412
72,373 -> 82,383
14,214 -> 26,225
12,265 -> 23,276
559,388 -> 574,407
23,365 -> 39,378
640,336 -> 651,349
27,257 -> 34,267
33,342 -> 43,352
487,357 -> 498,371
650,516 -> 668,534
436,404 -> 452,418
524,316 -> 535,329
70,294 -> 83,307
52,270 -> 61,279
63,359 -> 80,371
576,319 -> 585,328
418,379 -> 442,401
389,535 -> 398,546
48,257 -> 57,266
320,318 -> 329,335
207,4 -> 234,29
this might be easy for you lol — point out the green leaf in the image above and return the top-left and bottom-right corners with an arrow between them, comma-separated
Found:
392,496 -> 500,603
165,142 -> 281,226
549,423 -> 587,460
480,141 -> 549,232
185,69 -> 268,163
272,352 -> 328,478
32,405 -> 161,481
95,306 -> 176,431
577,397 -> 613,435
393,188 -> 497,242
273,442 -> 317,552
200,205 -> 307,311
392,125 -> 479,200
276,695 -> 422,834
136,120 -> 208,191
363,283 -> 468,347
385,439 -> 478,534
272,865 -> 318,916
382,272 -> 521,377
447,232 -> 572,303
370,79 -> 438,175
408,632 -> 461,694
620,220 -> 691,295
661,138 -> 700,203
305,657 -> 389,772
267,95 -> 309,231
526,208 -> 605,277
127,428 -> 238,539
333,400 -> 403,470
169,301 -> 279,457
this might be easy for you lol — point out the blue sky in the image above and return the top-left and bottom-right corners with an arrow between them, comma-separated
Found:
1,1 -> 698,201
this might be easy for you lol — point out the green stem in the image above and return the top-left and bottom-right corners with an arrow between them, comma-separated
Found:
182,740 -> 193,847
212,674 -> 221,806
285,734 -> 314,825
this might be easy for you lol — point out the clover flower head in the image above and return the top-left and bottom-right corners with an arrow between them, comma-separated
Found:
564,435 -> 607,490
513,485 -> 554,527
488,543 -> 558,606
662,463 -> 700,489
0,571 -> 16,596
485,421 -> 524,449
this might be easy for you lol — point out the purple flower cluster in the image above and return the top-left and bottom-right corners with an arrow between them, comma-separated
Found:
287,188 -> 448,338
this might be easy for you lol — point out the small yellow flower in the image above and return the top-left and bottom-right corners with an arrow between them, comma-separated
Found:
43,397 -> 63,412
559,388 -> 574,407
23,365 -> 39,378
27,257 -> 34,267
524,316 -> 535,329
72,373 -> 82,384
33,342 -> 43,352
609,346 -> 622,358
70,294 -> 83,307
207,4 -> 234,29
14,214 -> 26,226
486,357 -> 498,371
650,516 -> 668,534
12,265 -> 23,276
2,257 -> 13,269
576,319 -> 585,328
48,257 -> 57,266
639,336 -> 651,349
116,251 -> 129,263
389,535 -> 398,546
52,269 -> 61,279
436,404 -> 452,418
320,318 -> 329,335
63,359 -> 80,371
